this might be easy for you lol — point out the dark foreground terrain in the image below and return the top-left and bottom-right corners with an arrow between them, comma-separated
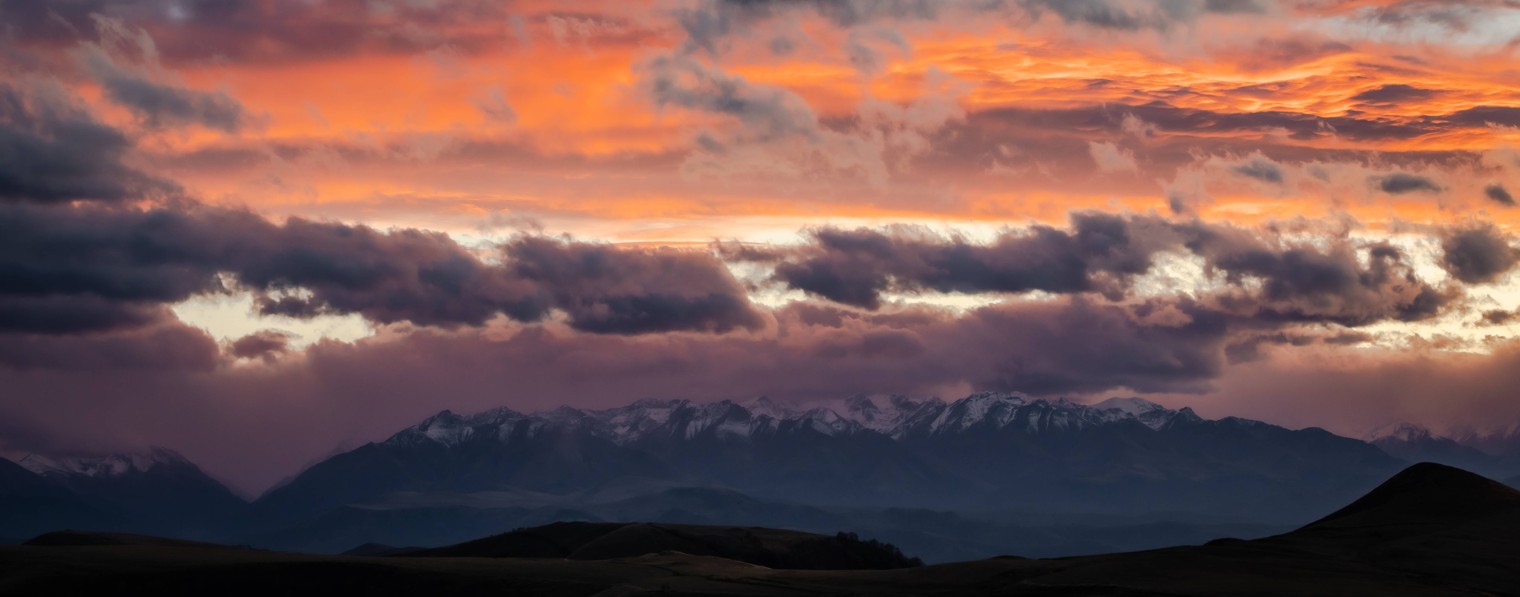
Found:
2,463 -> 1516,596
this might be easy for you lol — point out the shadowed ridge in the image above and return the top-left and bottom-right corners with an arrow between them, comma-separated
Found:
401,521 -> 922,570
408,521 -> 621,558
1299,462 -> 1520,531
341,542 -> 423,556
23,530 -> 230,549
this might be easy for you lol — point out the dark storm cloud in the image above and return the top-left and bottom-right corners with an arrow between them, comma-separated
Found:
505,237 -> 766,334
1485,183 -> 1514,206
1223,330 -> 1373,364
756,212 -> 1180,309
0,295 -> 167,335
743,213 -> 1451,327
1440,224 -> 1519,284
232,218 -> 548,328
84,50 -> 248,132
962,297 -> 1230,394
0,200 -> 765,348
0,202 -> 234,336
1439,106 -> 1520,129
1375,172 -> 1441,194
0,323 -> 218,371
0,82 -> 171,204
228,330 -> 291,362
1182,225 -> 1449,326
1351,84 -> 1437,104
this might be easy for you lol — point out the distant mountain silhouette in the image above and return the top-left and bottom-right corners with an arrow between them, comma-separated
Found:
24,530 -> 230,549
0,458 -> 117,538
10,448 -> 246,540
402,521 -> 922,570
3,463 -> 1517,595
244,393 -> 1403,557
1369,423 -> 1520,479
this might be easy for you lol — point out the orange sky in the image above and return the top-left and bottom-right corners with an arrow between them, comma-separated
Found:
26,0 -> 1500,243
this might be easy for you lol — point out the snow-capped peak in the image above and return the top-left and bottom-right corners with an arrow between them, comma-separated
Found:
926,392 -> 1028,434
384,392 -> 1214,449
1091,397 -> 1176,430
740,396 -> 793,421
1368,422 -> 1437,443
20,447 -> 189,478
1093,397 -> 1165,416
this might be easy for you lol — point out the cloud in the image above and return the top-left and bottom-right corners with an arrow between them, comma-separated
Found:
2,0 -> 529,67
228,330 -> 293,362
0,82 -> 171,204
1481,309 -> 1517,325
1087,141 -> 1138,173
640,52 -> 961,184
1183,224 -> 1449,326
82,47 -> 247,133
1484,183 -> 1514,206
0,322 -> 219,371
1351,84 -> 1437,104
756,213 -> 1178,308
1020,0 -> 1264,31
743,213 -> 1453,326
1443,106 -> 1520,129
501,236 -> 767,335
643,53 -> 820,144
1440,224 -> 1519,284
0,295 -> 1237,491
1230,155 -> 1284,184
473,86 -> 517,124
1223,330 -> 1371,364
1375,172 -> 1441,194
1171,339 -> 1520,444
0,199 -> 766,360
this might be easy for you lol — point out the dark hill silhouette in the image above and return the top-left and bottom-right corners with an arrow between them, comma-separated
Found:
23,530 -> 232,549
404,521 -> 923,570
1302,461 -> 1520,530
1,463 -> 1517,595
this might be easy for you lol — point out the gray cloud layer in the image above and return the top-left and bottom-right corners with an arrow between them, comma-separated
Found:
732,213 -> 1458,328
0,202 -> 765,348
0,82 -> 171,204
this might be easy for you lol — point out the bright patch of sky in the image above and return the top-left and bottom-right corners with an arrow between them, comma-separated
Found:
173,291 -> 373,349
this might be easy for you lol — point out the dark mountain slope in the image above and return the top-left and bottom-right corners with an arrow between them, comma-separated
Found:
0,459 -> 117,539
18,449 -> 246,539
2,463 -> 1518,595
405,521 -> 922,570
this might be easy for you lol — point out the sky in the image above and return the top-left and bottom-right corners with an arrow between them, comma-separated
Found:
2,0 -> 1520,495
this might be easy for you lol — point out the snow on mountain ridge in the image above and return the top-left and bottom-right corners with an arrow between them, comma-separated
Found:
1092,397 -> 1174,430
1367,422 -> 1440,444
19,447 -> 190,478
389,393 -> 1212,447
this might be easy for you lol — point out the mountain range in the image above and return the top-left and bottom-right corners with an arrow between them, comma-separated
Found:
1367,422 -> 1520,480
4,462 -> 1517,595
5,392 -> 1514,561
4,448 -> 244,541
